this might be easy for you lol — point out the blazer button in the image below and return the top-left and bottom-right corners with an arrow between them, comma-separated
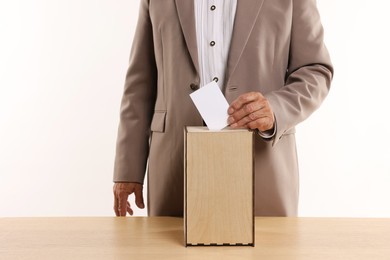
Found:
190,83 -> 199,91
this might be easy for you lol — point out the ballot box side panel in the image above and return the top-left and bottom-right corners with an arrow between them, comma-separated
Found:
186,131 -> 253,245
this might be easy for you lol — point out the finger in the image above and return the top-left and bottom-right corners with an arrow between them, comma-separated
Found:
114,197 -> 120,217
228,92 -> 264,114
113,185 -> 120,216
126,201 -> 133,216
119,192 -> 129,217
134,185 -> 145,209
228,101 -> 264,125
231,110 -> 264,128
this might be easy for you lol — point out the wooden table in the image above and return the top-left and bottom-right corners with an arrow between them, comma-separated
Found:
1,217 -> 389,259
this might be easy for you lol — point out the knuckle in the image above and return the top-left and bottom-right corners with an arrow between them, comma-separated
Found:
255,92 -> 262,99
233,102 -> 241,110
244,104 -> 252,113
248,113 -> 256,120
243,94 -> 252,102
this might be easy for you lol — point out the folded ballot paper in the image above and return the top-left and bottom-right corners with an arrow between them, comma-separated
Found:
189,81 -> 229,130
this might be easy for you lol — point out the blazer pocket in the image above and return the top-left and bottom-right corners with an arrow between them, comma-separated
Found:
150,111 -> 167,133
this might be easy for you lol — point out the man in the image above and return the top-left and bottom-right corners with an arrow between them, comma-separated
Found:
113,0 -> 333,217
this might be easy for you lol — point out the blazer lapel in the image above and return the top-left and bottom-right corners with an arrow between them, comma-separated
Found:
224,0 -> 265,88
175,0 -> 199,76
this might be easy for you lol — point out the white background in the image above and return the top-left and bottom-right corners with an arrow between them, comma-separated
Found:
1,0 -> 389,217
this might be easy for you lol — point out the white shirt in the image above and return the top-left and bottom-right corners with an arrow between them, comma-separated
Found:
194,0 -> 237,89
194,0 -> 276,138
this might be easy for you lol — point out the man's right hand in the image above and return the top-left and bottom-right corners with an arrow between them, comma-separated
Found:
113,182 -> 144,216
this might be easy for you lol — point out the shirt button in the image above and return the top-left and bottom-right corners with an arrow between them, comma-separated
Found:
190,83 -> 200,91
210,5 -> 216,11
213,77 -> 219,82
210,41 -> 215,47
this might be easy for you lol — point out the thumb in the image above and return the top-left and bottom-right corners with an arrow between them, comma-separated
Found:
134,184 -> 145,209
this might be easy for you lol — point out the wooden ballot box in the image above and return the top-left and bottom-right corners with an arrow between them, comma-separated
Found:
184,127 -> 254,246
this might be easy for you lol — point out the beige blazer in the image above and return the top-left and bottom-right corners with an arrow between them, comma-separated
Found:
113,0 -> 333,216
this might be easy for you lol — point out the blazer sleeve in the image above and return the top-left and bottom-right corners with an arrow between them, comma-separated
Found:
113,0 -> 157,183
264,0 -> 334,145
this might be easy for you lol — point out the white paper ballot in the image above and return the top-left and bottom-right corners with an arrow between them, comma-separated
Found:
189,81 -> 229,130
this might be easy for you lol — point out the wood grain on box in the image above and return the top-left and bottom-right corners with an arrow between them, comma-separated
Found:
184,127 -> 254,246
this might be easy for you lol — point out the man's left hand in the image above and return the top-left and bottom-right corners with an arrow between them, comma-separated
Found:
228,92 -> 275,132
